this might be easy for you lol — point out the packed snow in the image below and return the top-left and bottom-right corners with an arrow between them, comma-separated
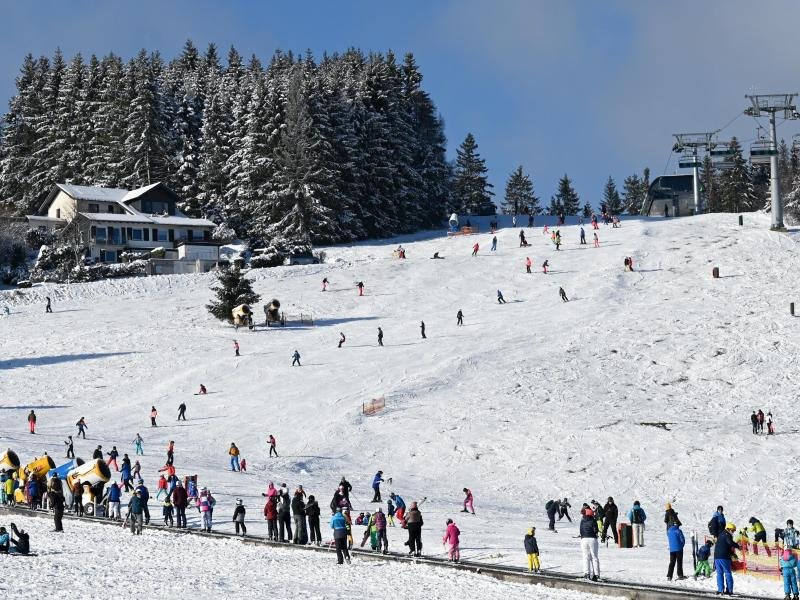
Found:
0,212 -> 795,598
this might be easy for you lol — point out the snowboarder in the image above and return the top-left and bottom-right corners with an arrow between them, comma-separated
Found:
542,260 -> 549,274
462,488 -> 474,514
471,242 -> 479,257
229,443 -> 240,471
432,252 -> 443,259
593,232 -> 600,248
45,296 -> 52,313
525,257 -> 532,273
233,340 -> 240,356
372,471 -> 384,502
628,500 -> 647,547
602,497 -> 618,544
133,433 -> 144,455
177,403 -> 186,421
546,499 -> 558,531
64,436 -> 74,459
233,498 -> 246,536
519,230 -> 528,247
356,281 -> 364,296
198,384 -> 207,395
338,332 -> 345,348
580,227 -> 586,244
27,410 -> 36,434
150,406 -> 158,427
292,350 -> 301,366
377,327 -> 384,347
580,508 -> 600,581
457,310 -> 464,326
420,321 -> 426,339
667,522 -> 686,580
559,287 -> 569,302
331,508 -> 351,564
406,501 -> 424,557
322,277 -> 329,292
497,290 -> 507,304
268,434 -> 278,457
443,518 -> 460,562
714,523 -> 739,595
558,498 -> 572,522
525,527 -> 541,572
491,236 -> 497,251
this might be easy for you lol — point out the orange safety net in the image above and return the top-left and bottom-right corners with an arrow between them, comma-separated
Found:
738,540 -> 784,579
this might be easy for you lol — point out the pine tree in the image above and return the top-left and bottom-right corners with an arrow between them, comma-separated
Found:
778,139 -> 792,197
623,173 -> 642,214
453,132 -> 494,215
502,166 -> 539,215
700,155 -> 721,212
206,266 -> 261,322
602,175 -> 622,214
582,202 -> 593,218
719,137 -> 754,212
553,174 -> 580,215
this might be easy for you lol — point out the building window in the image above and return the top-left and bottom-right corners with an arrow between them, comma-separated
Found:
94,227 -> 107,243
100,250 -> 117,263
143,200 -> 169,214
56,209 -> 61,219
88,204 -> 99,213
109,228 -> 121,245
156,229 -> 168,242
130,229 -> 143,241
107,205 -> 115,213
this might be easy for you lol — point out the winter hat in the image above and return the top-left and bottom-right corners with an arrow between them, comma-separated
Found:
784,549 -> 793,561
236,498 -> 243,505
530,527 -> 536,534
446,518 -> 453,525
584,508 -> 594,518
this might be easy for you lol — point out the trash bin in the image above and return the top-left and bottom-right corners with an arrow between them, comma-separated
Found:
712,267 -> 719,279
618,523 -> 633,548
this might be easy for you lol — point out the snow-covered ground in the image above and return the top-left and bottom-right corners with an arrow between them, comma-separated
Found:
0,212 -> 795,598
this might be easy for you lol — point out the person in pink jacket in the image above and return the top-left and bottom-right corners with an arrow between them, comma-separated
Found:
462,488 -> 475,514
443,518 -> 461,562
262,481 -> 278,499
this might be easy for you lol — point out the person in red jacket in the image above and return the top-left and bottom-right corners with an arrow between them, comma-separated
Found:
471,243 -> 479,257
462,488 -> 475,514
443,518 -> 461,562
268,435 -> 278,458
27,410 -> 36,434
156,475 -> 168,500
264,496 -> 278,540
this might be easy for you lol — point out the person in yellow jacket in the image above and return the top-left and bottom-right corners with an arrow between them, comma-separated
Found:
229,443 -> 240,472
524,527 -> 540,572
747,517 -> 767,543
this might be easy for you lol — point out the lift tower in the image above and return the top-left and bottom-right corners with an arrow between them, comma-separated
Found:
672,132 -> 716,214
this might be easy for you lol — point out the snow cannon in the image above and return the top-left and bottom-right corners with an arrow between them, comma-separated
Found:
65,459 -> 111,490
232,304 -> 254,329
24,455 -> 55,479
0,449 -> 20,472
47,458 -> 85,482
264,299 -> 284,327
449,213 -> 459,232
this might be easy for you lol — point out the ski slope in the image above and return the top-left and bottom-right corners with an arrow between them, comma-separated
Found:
0,212 -> 796,598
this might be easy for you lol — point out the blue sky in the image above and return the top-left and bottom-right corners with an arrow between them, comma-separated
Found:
2,0 -> 800,207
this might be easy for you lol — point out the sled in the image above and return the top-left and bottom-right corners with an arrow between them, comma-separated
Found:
447,226 -> 479,237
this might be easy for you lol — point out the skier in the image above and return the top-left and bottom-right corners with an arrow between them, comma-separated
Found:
233,498 -> 247,536
150,406 -> 158,427
331,508 -> 351,564
443,518 -> 460,562
525,527 -> 541,572
197,487 -> 216,533
106,446 -> 119,471
593,232 -> 600,248
546,499 -> 558,531
372,471 -> 384,502
269,434 -> 278,458
132,460 -> 141,482
491,236 -> 497,251
120,455 -> 132,491
27,410 -> 36,434
198,384 -> 207,395
757,409 -> 765,433
580,227 -> 586,245
233,340 -> 240,356
497,290 -> 507,304
780,548 -> 799,600
602,497 -> 618,544
768,412 -> 775,434
133,433 -> 144,455
390,492 -> 406,526
45,296 -> 52,313
375,507 -> 389,554
748,517 -> 767,543
519,230 -> 528,247
229,443 -> 240,471
338,332 -> 345,348
387,498 -> 396,527
356,281 -> 364,296
377,327 -> 384,347
628,500 -> 647,547
166,440 -> 174,466
559,287 -> 569,302
579,508 -> 600,581
666,522 -> 687,581
306,495 -> 322,546
177,402 -> 186,421
462,488 -> 474,514
162,495 -> 174,527
292,350 -> 301,366
128,490 -> 144,535
714,523 -> 739,595
542,260 -> 549,274
420,321 -> 426,339
558,498 -> 572,522
64,435 -> 74,459
155,475 -> 168,501
555,231 -> 561,251
457,310 -> 464,326
322,277 -> 329,292
406,501 -> 424,557
471,242 -> 479,257
694,539 -> 713,579
525,257 -> 532,273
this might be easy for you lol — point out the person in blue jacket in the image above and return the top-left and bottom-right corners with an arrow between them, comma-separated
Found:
779,548 -> 799,600
134,480 -> 150,525
107,482 -> 122,520
627,501 -> 647,547
714,522 -> 740,595
0,526 -> 8,553
120,458 -> 132,492
330,508 -> 351,565
371,471 -> 384,503
708,505 -> 726,538
666,523 -> 686,580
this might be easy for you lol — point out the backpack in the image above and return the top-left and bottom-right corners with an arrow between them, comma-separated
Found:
708,517 -> 719,536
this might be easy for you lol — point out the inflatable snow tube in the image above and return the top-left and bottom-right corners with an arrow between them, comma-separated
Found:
65,459 -> 111,490
47,458 -> 85,481
24,455 -> 56,479
0,449 -> 20,472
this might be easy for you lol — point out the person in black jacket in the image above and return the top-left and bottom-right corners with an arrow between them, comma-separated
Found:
664,502 -> 681,529
291,491 -> 307,544
558,498 -> 572,522
306,495 -> 322,546
602,497 -> 618,544
524,527 -> 540,572
714,523 -> 740,595
579,510 -> 600,581
546,499 -> 558,531
456,310 -> 464,326
405,502 -> 424,557
48,487 -> 65,532
232,499 -> 246,536
278,490 -> 292,542
9,523 -> 29,554
339,477 -> 352,499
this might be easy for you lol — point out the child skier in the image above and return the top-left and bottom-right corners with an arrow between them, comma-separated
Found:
133,434 -> 144,455
694,539 -> 713,578
780,548 -> 799,600
162,496 -> 174,527
471,242 -> 479,257
524,527 -> 541,572
542,260 -> 549,274
292,350 -> 301,366
233,498 -> 247,536
233,340 -> 240,356
322,277 -> 329,291
156,475 -> 168,500
462,488 -> 474,514
240,458 -> 247,472
387,498 -> 396,527
443,518 -> 461,562
525,257 -> 532,273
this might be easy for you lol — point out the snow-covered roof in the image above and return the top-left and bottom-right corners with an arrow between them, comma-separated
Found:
57,183 -> 128,202
149,215 -> 215,227
120,182 -> 163,203
79,213 -> 153,224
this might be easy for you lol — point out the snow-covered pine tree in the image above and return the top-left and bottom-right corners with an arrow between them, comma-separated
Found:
206,266 -> 261,322
622,173 -> 641,215
602,175 -> 622,215
700,155 -> 721,212
502,166 -> 539,215
719,137 -> 754,212
85,53 -> 127,187
553,174 -> 580,215
453,132 -> 494,215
